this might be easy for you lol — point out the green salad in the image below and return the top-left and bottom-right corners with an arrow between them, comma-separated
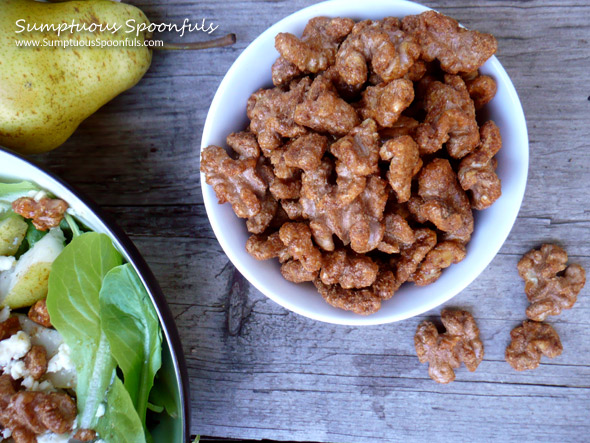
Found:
0,181 -> 173,442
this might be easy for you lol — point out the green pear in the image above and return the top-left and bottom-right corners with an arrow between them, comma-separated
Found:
0,227 -> 64,308
0,213 -> 28,256
0,0 -> 152,154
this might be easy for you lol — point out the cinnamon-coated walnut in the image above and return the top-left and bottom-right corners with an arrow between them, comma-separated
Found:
402,11 -> 497,74
378,212 -> 415,254
247,77 -> 310,154
320,249 -> 379,289
411,241 -> 467,286
273,17 -> 355,85
279,222 -> 322,272
73,429 -> 98,441
0,316 -> 21,341
281,259 -> 319,283
458,121 -> 502,210
414,309 -> 484,384
505,321 -> 563,371
359,79 -> 415,128
246,193 -> 278,234
335,17 -> 421,87
408,159 -> 474,243
226,131 -> 261,159
283,133 -> 328,172
462,71 -> 497,110
331,119 -> 381,205
394,228 -> 437,288
1,391 -> 77,436
415,74 -> 479,159
246,231 -> 290,263
201,145 -> 267,219
24,346 -> 47,381
28,299 -> 52,328
517,244 -> 586,321
379,135 -> 422,203
378,116 -> 420,142
12,198 -> 68,232
314,278 -> 382,315
294,74 -> 359,136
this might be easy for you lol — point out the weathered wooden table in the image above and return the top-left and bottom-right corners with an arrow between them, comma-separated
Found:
33,0 -> 590,441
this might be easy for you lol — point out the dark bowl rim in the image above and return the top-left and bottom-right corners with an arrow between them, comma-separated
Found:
0,146 -> 191,442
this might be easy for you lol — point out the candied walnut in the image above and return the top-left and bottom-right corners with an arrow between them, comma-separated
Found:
378,212 -> 415,254
458,121 -> 502,210
408,159 -> 474,243
415,74 -> 479,158
2,392 -> 77,436
24,346 -> 47,381
505,321 -> 563,371
201,146 -> 267,219
273,17 -> 355,85
247,78 -> 310,154
415,309 -> 483,384
73,429 -> 98,441
359,79 -> 414,128
517,244 -> 586,321
379,135 -> 422,203
294,74 -> 359,136
246,193 -> 277,234
281,259 -> 318,283
411,241 -> 466,286
271,57 -> 302,87
0,316 -> 21,341
320,249 -> 379,289
405,59 -> 428,81
226,131 -> 260,159
246,231 -> 290,262
462,71 -> 497,110
331,119 -> 381,205
402,11 -> 497,74
283,133 -> 328,172
302,173 -> 388,254
335,17 -> 421,87
28,300 -> 52,328
269,176 -> 301,200
279,223 -> 322,272
0,374 -> 17,408
378,116 -> 420,142
315,278 -> 381,315
12,197 -> 68,232
394,228 -> 437,288
281,200 -> 303,220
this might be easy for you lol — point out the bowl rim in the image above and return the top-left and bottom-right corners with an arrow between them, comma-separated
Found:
0,146 -> 191,442
201,0 -> 529,326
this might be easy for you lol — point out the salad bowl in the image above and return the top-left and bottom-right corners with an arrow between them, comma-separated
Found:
0,147 -> 190,442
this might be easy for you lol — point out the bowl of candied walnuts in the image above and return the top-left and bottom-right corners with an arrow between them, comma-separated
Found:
200,0 -> 529,325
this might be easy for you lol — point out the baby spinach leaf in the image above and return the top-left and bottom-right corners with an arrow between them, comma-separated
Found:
0,181 -> 39,203
95,376 -> 146,443
99,264 -> 163,431
46,232 -> 123,430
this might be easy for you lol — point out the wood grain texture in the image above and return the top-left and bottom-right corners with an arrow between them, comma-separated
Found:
31,0 -> 590,441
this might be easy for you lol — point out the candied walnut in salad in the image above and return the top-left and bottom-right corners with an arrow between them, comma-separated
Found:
201,10 -> 502,315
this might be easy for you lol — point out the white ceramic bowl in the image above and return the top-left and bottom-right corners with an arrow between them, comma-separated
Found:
201,0 -> 528,325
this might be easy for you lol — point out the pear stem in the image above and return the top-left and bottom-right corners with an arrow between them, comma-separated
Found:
151,33 -> 236,51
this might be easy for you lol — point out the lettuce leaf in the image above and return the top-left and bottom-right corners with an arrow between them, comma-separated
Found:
99,264 -> 162,431
46,233 -> 123,430
95,377 -> 146,443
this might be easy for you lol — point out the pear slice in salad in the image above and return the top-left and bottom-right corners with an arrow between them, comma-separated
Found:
0,212 -> 28,256
0,228 -> 64,308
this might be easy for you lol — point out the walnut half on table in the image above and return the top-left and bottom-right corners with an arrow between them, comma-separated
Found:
201,10 -> 502,315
